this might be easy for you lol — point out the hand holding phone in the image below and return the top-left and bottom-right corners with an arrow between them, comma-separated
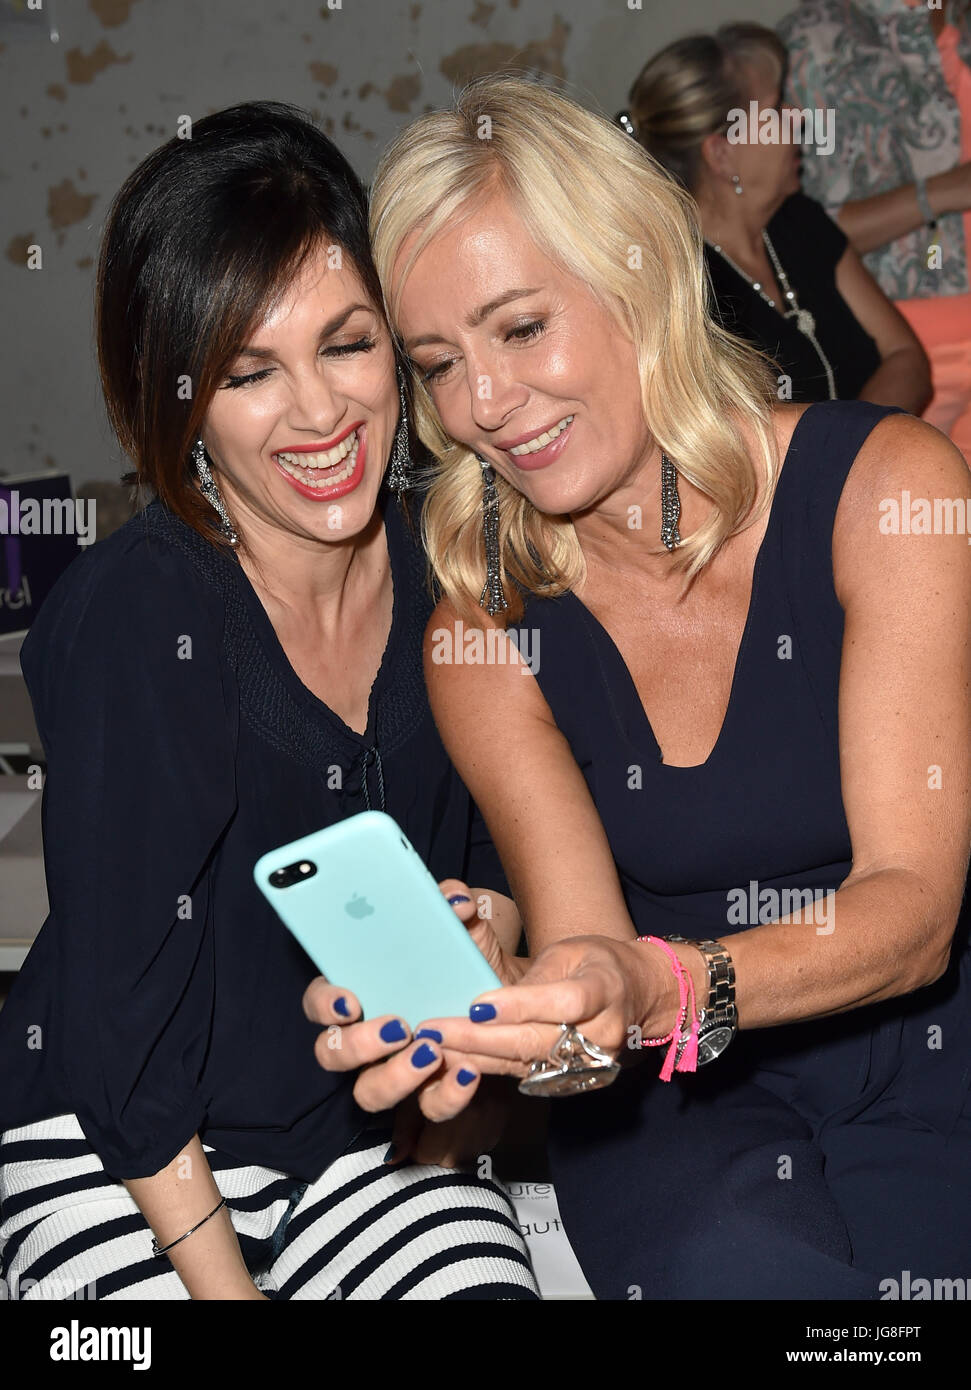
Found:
254,811 -> 502,1028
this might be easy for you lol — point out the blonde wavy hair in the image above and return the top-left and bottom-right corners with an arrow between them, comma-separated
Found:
370,74 -> 779,622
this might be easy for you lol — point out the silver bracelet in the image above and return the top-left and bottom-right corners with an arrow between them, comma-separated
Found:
151,1196 -> 227,1258
914,176 -> 936,227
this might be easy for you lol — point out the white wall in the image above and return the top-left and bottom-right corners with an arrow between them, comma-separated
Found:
0,0 -> 793,491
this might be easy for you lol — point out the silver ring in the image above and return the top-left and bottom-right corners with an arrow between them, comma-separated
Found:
517,1023 -> 621,1098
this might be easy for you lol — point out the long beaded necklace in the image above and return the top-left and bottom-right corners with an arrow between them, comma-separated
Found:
708,229 -> 837,400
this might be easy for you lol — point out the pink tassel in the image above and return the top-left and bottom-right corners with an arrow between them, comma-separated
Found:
658,1036 -> 678,1082
635,936 -> 700,1080
677,971 -> 699,1072
677,1032 -> 699,1072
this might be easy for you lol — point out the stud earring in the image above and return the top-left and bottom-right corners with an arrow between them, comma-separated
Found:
731,173 -> 743,195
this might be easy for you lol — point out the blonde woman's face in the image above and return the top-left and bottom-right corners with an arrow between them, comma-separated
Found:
394,191 -> 655,517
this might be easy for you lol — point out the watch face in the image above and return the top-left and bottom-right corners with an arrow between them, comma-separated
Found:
697,1027 -> 735,1066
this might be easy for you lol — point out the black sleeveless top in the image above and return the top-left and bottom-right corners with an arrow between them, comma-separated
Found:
705,194 -> 881,402
510,401 -> 970,1138
0,490 -> 506,1181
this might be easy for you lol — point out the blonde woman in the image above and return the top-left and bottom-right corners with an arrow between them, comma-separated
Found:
306,78 -> 971,1300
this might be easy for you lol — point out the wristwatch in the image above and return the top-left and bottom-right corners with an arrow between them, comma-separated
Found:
663,935 -> 737,1065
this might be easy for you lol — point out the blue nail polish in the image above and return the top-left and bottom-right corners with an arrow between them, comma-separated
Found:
380,1019 -> 407,1043
334,996 -> 350,1018
457,1069 -> 477,1086
411,1043 -> 438,1068
383,1144 -> 397,1164
470,1003 -> 496,1022
447,894 -> 472,905
415,1028 -> 443,1043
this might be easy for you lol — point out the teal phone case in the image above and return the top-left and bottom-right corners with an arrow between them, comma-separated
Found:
253,811 -> 501,1027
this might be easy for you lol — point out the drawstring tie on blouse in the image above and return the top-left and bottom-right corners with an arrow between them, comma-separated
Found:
359,744 -> 386,813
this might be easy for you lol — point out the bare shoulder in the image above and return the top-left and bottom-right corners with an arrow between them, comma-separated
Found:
838,411 -> 969,519
422,595 -> 555,733
833,412 -> 971,603
423,595 -> 515,680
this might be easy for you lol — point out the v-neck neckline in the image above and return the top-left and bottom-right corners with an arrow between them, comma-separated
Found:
227,492 -> 402,749
564,404 -> 816,772
707,235 -> 791,325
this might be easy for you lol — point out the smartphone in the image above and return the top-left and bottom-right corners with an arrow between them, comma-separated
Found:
253,810 -> 501,1027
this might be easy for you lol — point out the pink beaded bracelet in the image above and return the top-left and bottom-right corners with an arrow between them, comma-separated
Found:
636,936 -> 699,1079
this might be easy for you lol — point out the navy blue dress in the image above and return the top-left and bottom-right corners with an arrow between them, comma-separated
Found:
0,490 -> 506,1182
510,401 -> 971,1300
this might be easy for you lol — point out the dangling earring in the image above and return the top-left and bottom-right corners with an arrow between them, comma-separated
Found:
474,454 -> 508,616
660,452 -> 682,552
386,364 -> 411,497
193,439 -> 238,546
731,173 -> 743,196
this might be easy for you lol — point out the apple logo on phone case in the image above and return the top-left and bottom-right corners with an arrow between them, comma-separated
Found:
345,893 -> 374,919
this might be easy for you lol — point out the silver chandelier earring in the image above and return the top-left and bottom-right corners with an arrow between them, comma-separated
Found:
386,364 -> 411,498
731,173 -> 743,196
474,454 -> 508,616
660,453 -> 682,552
193,440 -> 238,546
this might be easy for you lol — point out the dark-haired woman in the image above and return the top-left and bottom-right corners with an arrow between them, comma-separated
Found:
0,103 -> 538,1301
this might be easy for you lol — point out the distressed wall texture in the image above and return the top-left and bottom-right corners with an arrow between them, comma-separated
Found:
0,0 -> 790,489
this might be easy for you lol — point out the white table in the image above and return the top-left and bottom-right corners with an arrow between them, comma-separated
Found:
0,776 -> 47,970
0,633 -> 40,753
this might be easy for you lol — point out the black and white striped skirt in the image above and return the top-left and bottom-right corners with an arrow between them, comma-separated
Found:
0,1114 -> 539,1300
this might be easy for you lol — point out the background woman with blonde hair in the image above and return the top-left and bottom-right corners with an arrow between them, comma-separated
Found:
307,75 -> 971,1300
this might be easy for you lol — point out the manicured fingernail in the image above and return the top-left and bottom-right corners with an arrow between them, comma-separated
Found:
447,894 -> 472,905
383,1144 -> 396,1164
470,1003 -> 496,1022
457,1069 -> 477,1086
380,1019 -> 407,1043
415,1028 -> 442,1042
411,1043 -> 438,1068
334,996 -> 350,1018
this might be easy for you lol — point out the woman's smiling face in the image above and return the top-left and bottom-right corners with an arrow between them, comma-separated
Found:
203,241 -> 398,544
393,190 -> 655,517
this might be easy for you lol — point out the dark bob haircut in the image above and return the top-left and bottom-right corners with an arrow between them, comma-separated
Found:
96,100 -> 388,548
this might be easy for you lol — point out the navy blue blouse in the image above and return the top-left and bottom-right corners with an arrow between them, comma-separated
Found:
0,490 -> 505,1181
